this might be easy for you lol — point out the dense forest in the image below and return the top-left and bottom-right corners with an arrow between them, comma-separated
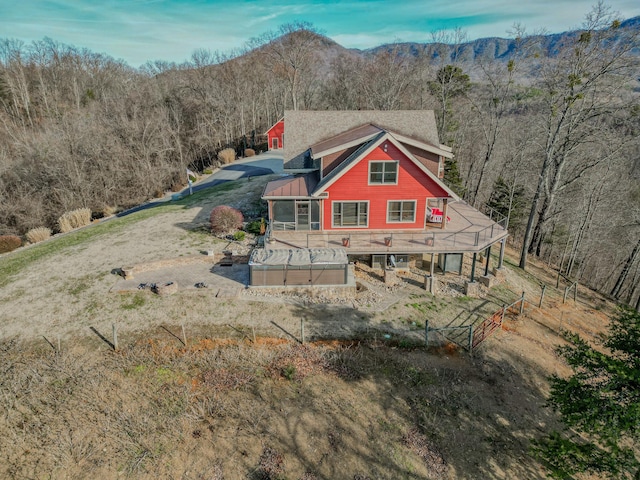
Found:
0,4 -> 638,308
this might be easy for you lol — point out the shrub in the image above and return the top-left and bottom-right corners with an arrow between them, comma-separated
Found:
218,148 -> 236,165
244,148 -> 255,157
246,220 -> 262,235
0,235 -> 22,253
26,227 -> 52,244
170,181 -> 185,192
57,208 -> 92,233
102,205 -> 117,217
210,206 -> 244,234
203,168 -> 213,175
233,231 -> 245,241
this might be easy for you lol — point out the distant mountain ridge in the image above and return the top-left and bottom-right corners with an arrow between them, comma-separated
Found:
359,15 -> 640,64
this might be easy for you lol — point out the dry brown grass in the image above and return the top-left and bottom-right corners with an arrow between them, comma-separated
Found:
0,331 -> 559,479
25,226 -> 52,244
244,148 -> 256,157
218,148 -> 236,165
57,208 -> 92,233
0,234 -> 21,253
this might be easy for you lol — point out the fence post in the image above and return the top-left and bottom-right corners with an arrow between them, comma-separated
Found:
468,325 -> 474,354
539,284 -> 546,308
573,283 -> 577,302
501,305 -> 506,325
520,291 -> 525,314
425,320 -> 429,346
112,323 -> 118,352
252,326 -> 256,343
181,324 -> 187,347
300,318 -> 305,344
563,286 -> 569,303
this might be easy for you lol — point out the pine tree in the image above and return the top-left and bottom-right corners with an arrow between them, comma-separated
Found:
486,176 -> 526,233
534,307 -> 640,479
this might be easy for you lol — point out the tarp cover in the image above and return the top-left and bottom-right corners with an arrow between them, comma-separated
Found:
250,248 -> 348,266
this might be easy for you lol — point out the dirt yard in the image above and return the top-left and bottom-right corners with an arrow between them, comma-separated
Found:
0,175 -> 615,479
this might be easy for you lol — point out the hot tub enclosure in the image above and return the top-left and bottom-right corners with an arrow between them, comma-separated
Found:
249,248 -> 349,286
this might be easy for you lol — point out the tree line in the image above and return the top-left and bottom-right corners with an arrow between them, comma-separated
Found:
0,5 -> 638,308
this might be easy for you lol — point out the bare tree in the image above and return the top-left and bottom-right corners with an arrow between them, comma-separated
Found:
519,3 -> 640,269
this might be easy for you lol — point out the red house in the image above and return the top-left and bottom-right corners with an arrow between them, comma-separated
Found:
265,118 -> 284,150
261,111 -> 508,282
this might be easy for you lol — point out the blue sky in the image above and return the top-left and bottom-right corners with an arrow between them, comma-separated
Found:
2,0 -> 639,67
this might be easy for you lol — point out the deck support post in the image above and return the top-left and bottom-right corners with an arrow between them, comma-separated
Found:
470,253 -> 477,282
440,199 -> 448,230
498,239 -> 505,269
484,245 -> 491,276
430,253 -> 435,277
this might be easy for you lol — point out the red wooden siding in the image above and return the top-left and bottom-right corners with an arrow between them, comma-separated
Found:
323,143 -> 450,230
267,120 -> 284,150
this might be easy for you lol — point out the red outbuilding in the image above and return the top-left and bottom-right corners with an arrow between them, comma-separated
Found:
265,118 -> 284,150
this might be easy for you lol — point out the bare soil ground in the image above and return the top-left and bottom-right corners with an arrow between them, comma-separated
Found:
0,175 -> 615,479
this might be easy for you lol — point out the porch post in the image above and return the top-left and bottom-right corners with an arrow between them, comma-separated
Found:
498,239 -> 505,269
484,246 -> 491,276
430,253 -> 435,277
470,253 -> 477,282
440,198 -> 448,230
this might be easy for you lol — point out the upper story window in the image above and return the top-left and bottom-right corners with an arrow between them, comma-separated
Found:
369,161 -> 398,184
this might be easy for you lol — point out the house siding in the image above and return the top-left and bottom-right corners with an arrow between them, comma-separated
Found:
267,120 -> 284,150
404,144 -> 442,178
323,143 -> 449,230
321,145 -> 361,178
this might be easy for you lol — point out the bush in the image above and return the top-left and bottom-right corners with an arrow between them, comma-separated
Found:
218,148 -> 235,165
0,235 -> 22,253
246,218 -> 266,235
203,168 -> 213,175
244,148 -> 255,157
210,206 -> 244,234
57,208 -> 92,233
233,231 -> 245,241
26,227 -> 52,244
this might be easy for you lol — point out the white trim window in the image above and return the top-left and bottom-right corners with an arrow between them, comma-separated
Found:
387,200 -> 416,223
369,161 -> 398,184
333,201 -> 368,227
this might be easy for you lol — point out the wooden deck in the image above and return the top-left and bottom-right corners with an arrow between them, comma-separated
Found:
266,201 -> 508,254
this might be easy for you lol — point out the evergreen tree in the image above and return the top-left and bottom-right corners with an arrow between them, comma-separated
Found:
534,307 -> 640,479
486,176 -> 526,233
443,158 -> 466,198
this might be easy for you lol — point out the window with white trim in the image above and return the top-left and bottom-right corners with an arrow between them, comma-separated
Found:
369,161 -> 398,184
387,200 -> 416,223
333,202 -> 368,227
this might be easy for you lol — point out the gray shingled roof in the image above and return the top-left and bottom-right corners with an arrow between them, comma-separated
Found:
283,110 -> 441,169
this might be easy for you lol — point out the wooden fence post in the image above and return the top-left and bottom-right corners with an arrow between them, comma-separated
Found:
300,318 -> 305,344
520,291 -> 525,314
556,270 -> 561,289
563,286 -> 569,303
468,325 -> 474,353
112,324 -> 118,352
425,320 -> 429,346
252,326 -> 256,343
573,283 -> 577,302
181,324 -> 187,347
539,284 -> 546,308
501,305 -> 506,324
